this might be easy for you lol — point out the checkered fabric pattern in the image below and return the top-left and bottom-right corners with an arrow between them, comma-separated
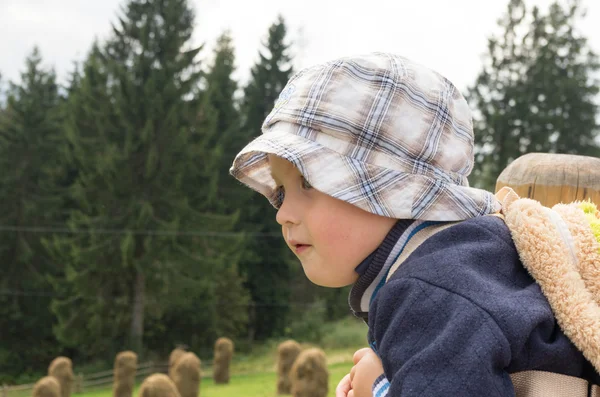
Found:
230,52 -> 500,221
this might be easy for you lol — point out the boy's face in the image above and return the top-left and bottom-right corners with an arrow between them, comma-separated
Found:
268,154 -> 396,288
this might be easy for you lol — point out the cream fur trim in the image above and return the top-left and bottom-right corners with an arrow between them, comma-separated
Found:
499,188 -> 600,373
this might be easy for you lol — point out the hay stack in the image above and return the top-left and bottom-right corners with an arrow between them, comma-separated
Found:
48,357 -> 74,397
290,348 -> 328,397
171,352 -> 201,397
113,351 -> 138,397
276,340 -> 302,394
212,338 -> 233,384
496,153 -> 600,207
32,376 -> 61,397
138,374 -> 181,397
168,348 -> 187,380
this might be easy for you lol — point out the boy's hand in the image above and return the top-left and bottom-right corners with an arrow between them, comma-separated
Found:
336,373 -> 352,397
336,347 -> 385,397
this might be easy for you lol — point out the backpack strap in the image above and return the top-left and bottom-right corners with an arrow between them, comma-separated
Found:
385,221 -> 459,282
510,370 -> 600,397
385,213 -> 508,282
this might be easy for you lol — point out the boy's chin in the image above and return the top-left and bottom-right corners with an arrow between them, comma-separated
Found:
304,270 -> 358,288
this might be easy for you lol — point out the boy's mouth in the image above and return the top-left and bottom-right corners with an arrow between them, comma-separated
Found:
289,239 -> 311,254
294,244 -> 311,254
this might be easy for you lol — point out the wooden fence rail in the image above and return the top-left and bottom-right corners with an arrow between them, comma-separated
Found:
2,357 -> 237,397
3,361 -> 170,397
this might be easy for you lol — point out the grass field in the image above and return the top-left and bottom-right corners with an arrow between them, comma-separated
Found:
8,318 -> 368,397
80,361 -> 352,397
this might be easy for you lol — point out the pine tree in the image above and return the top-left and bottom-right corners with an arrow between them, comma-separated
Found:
203,31 -> 244,207
45,43 -> 133,358
46,0 -> 242,357
201,31 -> 252,338
0,47 -> 66,378
468,0 -> 599,190
204,32 -> 239,147
238,16 -> 295,341
243,16 -> 293,143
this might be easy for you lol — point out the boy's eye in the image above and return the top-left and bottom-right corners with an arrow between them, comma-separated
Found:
274,186 -> 285,209
301,176 -> 312,190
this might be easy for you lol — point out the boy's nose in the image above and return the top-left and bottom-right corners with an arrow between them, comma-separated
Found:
276,196 -> 300,226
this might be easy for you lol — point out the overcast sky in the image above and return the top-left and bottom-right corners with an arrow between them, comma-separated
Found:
1,0 -> 599,94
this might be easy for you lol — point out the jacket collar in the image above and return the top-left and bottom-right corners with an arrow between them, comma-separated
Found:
348,219 -> 416,320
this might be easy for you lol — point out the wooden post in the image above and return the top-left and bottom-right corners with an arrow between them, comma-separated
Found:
496,152 -> 600,206
148,360 -> 155,375
75,373 -> 84,394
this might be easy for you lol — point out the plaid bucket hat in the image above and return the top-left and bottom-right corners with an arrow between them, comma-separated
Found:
230,52 -> 500,221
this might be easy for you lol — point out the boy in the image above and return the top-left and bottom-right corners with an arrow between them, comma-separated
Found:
229,53 -> 600,396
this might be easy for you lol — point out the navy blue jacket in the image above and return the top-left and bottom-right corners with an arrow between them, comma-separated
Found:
367,215 -> 599,396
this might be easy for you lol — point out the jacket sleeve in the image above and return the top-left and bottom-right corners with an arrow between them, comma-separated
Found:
372,374 -> 391,397
369,276 -> 515,396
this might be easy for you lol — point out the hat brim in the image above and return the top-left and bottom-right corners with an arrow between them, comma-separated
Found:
230,126 -> 499,221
